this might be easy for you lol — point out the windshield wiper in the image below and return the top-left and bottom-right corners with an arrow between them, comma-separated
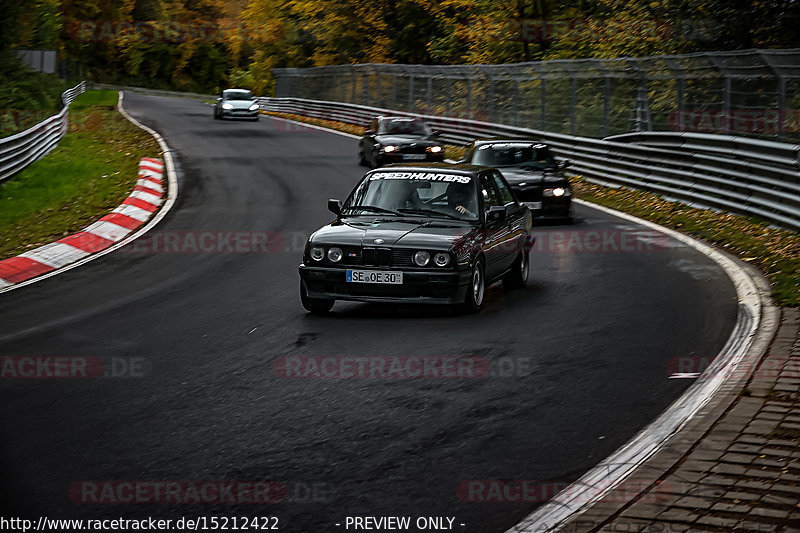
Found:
342,205 -> 401,215
397,208 -> 463,220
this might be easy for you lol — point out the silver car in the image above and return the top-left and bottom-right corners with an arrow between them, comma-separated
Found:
213,89 -> 260,121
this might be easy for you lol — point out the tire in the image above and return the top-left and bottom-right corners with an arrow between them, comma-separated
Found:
461,259 -> 485,314
358,147 -> 367,166
503,250 -> 529,290
300,280 -> 334,315
213,110 -> 219,120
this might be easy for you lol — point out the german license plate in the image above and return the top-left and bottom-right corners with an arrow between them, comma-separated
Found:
346,270 -> 403,284
525,201 -> 543,210
402,154 -> 426,160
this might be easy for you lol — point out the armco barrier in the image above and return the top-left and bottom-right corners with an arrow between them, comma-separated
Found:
260,97 -> 800,230
0,81 -> 86,183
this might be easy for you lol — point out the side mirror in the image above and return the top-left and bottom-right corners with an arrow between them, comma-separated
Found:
328,199 -> 343,215
486,205 -> 507,222
559,159 -> 572,170
364,129 -> 375,136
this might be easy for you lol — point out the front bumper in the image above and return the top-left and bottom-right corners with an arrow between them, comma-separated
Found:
379,152 -> 445,165
515,192 -> 572,219
299,264 -> 471,305
221,108 -> 259,119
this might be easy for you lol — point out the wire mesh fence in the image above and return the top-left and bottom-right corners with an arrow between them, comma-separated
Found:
273,49 -> 800,143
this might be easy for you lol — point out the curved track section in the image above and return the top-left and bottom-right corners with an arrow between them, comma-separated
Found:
0,93 -> 738,532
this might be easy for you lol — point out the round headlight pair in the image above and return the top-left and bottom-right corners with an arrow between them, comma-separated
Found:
221,103 -> 234,110
382,145 -> 398,153
413,251 -> 450,267
310,246 -> 343,262
427,146 -> 443,153
249,103 -> 260,111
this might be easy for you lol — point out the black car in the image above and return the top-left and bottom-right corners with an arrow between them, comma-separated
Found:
358,116 -> 445,168
299,164 -> 534,314
213,89 -> 260,121
462,139 -> 573,221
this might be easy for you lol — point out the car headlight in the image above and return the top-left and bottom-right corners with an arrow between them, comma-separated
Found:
427,146 -> 442,153
434,252 -> 450,267
413,251 -> 430,267
310,247 -> 325,261
382,145 -> 398,153
249,103 -> 259,111
544,187 -> 572,197
328,247 -> 343,263
222,103 -> 234,110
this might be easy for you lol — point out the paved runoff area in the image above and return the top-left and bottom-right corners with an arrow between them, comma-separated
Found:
559,308 -> 800,532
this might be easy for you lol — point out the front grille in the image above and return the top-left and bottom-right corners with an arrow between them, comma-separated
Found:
392,249 -> 415,268
514,187 -> 543,202
397,144 -> 428,154
361,247 -> 392,267
341,246 -> 361,265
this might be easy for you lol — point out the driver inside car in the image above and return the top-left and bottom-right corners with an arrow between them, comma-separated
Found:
446,182 -> 477,218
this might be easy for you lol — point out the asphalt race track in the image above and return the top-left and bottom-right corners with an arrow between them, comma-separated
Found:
0,93 -> 739,532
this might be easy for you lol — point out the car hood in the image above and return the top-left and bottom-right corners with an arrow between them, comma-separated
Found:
499,167 -> 569,187
224,100 -> 256,109
374,134 -> 439,146
311,219 -> 470,249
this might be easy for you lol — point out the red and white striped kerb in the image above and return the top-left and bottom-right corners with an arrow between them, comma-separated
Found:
0,158 -> 164,288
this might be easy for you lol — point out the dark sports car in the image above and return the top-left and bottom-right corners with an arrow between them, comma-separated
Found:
358,116 -> 445,168
213,89 -> 260,121
299,164 -> 534,314
462,139 -> 573,221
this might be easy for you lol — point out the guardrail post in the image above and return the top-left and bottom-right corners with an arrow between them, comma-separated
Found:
570,76 -> 577,136
427,75 -> 433,115
408,75 -> 414,112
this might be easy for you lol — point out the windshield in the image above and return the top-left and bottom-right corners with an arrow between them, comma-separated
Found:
343,171 -> 478,222
223,90 -> 253,101
472,142 -> 557,169
377,118 -> 431,136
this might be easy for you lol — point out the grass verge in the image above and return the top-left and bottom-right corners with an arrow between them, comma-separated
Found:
0,90 -> 159,260
266,110 -> 798,306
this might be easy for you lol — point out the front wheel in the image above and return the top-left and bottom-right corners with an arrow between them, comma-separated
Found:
503,250 -> 529,289
461,260 -> 485,314
300,280 -> 334,315
358,147 -> 367,167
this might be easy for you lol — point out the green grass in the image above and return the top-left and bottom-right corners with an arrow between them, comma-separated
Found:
69,90 -> 119,109
0,90 -> 160,259
267,111 -> 799,306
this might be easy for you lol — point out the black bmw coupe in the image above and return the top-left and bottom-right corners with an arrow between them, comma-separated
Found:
358,116 -> 445,168
299,164 -> 534,314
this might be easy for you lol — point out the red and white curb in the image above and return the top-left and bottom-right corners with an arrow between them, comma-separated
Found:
0,158 -> 164,288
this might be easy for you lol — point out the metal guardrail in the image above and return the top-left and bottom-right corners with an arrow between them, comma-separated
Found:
261,97 -> 800,230
89,83 -> 214,100
0,81 -> 86,183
